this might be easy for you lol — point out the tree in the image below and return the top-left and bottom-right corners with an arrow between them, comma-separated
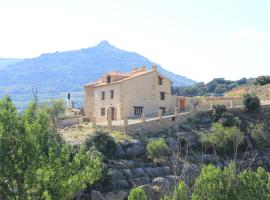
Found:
253,75 -> 270,86
0,97 -> 102,199
243,93 -> 261,113
39,99 -> 65,126
212,104 -> 227,122
218,112 -> 240,127
128,187 -> 147,200
214,84 -> 229,95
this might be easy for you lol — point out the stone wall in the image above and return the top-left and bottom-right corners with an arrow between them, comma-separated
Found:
125,112 -> 194,135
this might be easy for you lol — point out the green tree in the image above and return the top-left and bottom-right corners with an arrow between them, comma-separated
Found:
128,187 -> 147,200
243,93 -> 261,113
253,75 -> 270,86
39,99 -> 65,125
212,104 -> 227,122
218,112 -> 239,127
0,97 -> 102,199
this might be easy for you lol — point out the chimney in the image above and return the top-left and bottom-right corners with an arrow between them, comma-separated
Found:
152,66 -> 157,71
67,93 -> 73,110
141,66 -> 147,71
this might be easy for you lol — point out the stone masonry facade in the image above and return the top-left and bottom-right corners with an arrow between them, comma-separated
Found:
84,66 -> 177,122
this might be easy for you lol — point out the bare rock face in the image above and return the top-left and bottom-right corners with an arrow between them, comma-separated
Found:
104,190 -> 129,200
91,190 -> 106,200
141,176 -> 180,200
115,143 -> 126,158
122,140 -> 146,158
180,163 -> 200,186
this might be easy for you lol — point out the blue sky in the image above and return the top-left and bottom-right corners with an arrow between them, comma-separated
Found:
0,0 -> 269,82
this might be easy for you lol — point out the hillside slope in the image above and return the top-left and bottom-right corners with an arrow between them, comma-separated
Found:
0,41 -> 195,109
0,58 -> 23,70
0,41 -> 195,92
225,84 -> 270,100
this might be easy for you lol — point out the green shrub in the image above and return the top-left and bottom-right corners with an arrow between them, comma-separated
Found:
147,138 -> 169,162
212,104 -> 227,122
84,130 -> 117,158
248,123 -> 270,147
128,187 -> 147,200
243,93 -> 261,113
253,75 -> 270,86
192,163 -> 270,200
162,181 -> 189,200
218,113 -> 239,127
174,181 -> 189,200
200,123 -> 244,155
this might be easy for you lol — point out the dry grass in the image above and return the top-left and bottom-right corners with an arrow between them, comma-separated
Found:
58,123 -> 95,145
58,123 -> 132,145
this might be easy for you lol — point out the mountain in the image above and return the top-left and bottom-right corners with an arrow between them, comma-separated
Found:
0,41 -> 195,108
0,58 -> 23,70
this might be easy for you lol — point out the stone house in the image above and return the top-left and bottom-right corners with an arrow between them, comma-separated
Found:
84,66 -> 178,122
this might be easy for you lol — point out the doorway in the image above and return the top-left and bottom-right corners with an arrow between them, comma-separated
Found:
108,107 -> 116,120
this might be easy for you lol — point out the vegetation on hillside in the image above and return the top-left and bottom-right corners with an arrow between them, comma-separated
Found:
0,97 -> 102,199
172,77 -> 251,96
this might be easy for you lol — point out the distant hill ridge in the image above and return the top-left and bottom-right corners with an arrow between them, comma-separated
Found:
0,58 -> 23,70
0,41 -> 195,109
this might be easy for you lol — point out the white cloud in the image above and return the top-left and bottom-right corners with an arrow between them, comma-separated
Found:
231,28 -> 270,40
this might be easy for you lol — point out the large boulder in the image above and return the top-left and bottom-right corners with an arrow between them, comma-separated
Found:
91,190 -> 106,200
112,180 -> 131,190
122,169 -> 134,179
111,169 -> 125,181
166,137 -> 178,151
122,140 -> 146,158
115,143 -> 126,158
132,168 -> 146,178
180,163 -> 200,186
104,190 -> 129,200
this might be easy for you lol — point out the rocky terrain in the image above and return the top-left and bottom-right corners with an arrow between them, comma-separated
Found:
76,106 -> 270,200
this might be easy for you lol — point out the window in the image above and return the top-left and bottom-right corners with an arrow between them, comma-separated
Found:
101,91 -> 105,100
106,76 -> 111,83
160,92 -> 165,100
134,106 -> 143,116
110,90 -> 114,99
158,76 -> 163,85
100,108 -> 105,116
159,107 -> 166,115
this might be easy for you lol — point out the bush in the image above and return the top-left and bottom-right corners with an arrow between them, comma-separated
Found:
174,181 -> 189,200
253,75 -> 270,86
212,104 -> 227,122
128,187 -> 147,200
192,163 -> 270,200
248,123 -> 270,147
200,123 -> 244,155
243,93 -> 261,113
84,130 -> 117,158
218,113 -> 240,127
147,138 -> 169,162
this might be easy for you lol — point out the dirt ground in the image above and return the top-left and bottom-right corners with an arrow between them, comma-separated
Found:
58,122 -> 132,145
